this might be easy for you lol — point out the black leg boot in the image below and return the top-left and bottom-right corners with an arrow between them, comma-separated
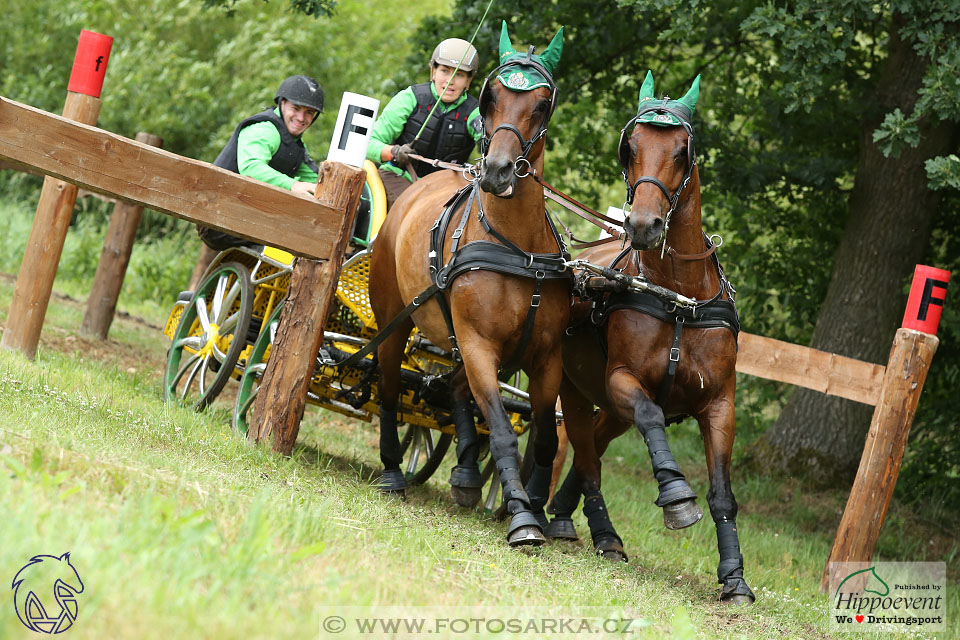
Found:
641,425 -> 702,529
448,400 -> 483,507
378,405 -> 407,497
583,488 -> 627,562
544,466 -> 580,540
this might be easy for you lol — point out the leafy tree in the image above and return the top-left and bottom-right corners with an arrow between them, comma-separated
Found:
408,1 -> 959,489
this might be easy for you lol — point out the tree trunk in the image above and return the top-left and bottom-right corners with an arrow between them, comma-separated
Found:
754,17 -> 959,485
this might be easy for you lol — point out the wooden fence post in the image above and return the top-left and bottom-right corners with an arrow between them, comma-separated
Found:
1,95 -> 101,358
1,30 -> 111,359
248,161 -> 363,455
80,132 -> 163,339
820,328 -> 939,591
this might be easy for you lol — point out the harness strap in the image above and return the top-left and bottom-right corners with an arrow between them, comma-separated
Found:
655,318 -> 684,407
501,270 -> 545,374
432,186 -> 477,361
667,243 -> 716,261
328,282 -> 442,369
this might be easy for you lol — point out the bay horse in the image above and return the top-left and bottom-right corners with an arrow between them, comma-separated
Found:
369,23 -> 571,546
546,72 -> 755,603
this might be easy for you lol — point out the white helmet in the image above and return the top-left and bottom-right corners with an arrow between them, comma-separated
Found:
431,38 -> 479,74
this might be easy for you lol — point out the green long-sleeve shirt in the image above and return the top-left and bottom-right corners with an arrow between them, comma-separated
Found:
237,108 -> 319,189
366,84 -> 481,179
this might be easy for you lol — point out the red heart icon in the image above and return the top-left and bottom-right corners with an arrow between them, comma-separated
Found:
856,615 -> 864,623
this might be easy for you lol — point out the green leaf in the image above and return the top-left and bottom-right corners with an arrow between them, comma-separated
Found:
926,154 -> 960,190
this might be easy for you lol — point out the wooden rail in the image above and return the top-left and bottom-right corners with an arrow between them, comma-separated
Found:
736,332 -> 886,406
0,96 -> 342,260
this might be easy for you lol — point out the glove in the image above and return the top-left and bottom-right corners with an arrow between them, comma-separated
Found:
392,143 -> 415,167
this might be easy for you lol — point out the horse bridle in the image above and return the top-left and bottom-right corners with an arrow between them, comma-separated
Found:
477,48 -> 559,167
618,100 -> 697,249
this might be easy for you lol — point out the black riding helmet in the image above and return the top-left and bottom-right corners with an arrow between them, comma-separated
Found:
274,75 -> 324,113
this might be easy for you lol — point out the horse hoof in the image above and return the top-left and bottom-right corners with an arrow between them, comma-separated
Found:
662,498 -> 703,530
599,549 -> 628,563
594,534 -> 628,563
721,593 -> 755,606
508,526 -> 546,547
544,517 -> 579,541
450,485 -> 482,508
720,578 -> 756,605
449,464 -> 483,488
378,469 -> 407,496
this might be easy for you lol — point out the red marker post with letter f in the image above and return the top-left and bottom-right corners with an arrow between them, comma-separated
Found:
822,264 -> 947,591
1,30 -> 112,358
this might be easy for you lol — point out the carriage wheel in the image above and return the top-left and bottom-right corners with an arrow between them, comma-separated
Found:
399,424 -> 452,486
232,302 -> 283,434
164,261 -> 253,411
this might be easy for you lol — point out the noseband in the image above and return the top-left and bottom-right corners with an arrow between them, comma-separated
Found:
618,100 -> 697,248
477,48 -> 559,165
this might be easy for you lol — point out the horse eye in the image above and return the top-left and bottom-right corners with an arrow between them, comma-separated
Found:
534,100 -> 550,114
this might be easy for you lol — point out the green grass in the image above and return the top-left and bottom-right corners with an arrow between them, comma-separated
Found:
1,277 -> 958,639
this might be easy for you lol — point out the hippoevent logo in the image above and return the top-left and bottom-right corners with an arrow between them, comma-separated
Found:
828,562 -> 945,632
11,553 -> 84,634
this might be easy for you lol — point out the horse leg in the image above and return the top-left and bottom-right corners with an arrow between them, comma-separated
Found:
521,364 -> 563,531
699,395 -> 755,605
579,409 -> 631,562
375,321 -> 414,497
464,353 -> 545,546
548,401 -> 568,503
638,399 -> 703,529
448,366 -> 483,507
545,376 -> 593,539
546,379 -> 631,562
609,370 -> 702,529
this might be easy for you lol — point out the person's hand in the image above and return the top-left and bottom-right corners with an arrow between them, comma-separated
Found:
392,143 -> 415,167
291,181 -> 316,196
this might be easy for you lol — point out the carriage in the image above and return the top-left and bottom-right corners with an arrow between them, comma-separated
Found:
161,161 -> 535,507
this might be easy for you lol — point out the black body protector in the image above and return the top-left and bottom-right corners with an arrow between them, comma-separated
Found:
199,108 -> 319,250
214,108 -> 319,176
396,83 -> 480,177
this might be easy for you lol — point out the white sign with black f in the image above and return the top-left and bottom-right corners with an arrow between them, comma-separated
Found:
327,92 -> 380,167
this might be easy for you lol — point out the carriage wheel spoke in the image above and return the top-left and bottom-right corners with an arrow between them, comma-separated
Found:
423,429 -> 435,458
174,336 -> 203,351
170,351 -> 201,387
179,357 -> 204,402
198,354 -> 209,392
210,275 -> 228,320
405,427 -> 423,475
195,296 -> 211,334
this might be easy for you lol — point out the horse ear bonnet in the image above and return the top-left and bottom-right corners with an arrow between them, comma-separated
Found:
619,71 -> 701,168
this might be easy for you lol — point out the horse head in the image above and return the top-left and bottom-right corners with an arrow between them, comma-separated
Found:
619,71 -> 700,251
477,22 -> 562,198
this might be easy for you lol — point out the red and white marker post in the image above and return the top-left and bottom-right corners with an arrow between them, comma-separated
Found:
2,30 -> 113,359
822,265 -> 948,591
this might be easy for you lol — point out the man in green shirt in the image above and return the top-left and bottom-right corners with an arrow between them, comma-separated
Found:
367,39 -> 482,208
198,74 -> 324,250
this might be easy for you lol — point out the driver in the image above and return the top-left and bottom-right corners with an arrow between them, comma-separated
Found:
198,74 -> 324,250
366,39 -> 482,208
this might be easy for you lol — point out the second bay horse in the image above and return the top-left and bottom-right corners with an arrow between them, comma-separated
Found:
546,72 -> 755,603
369,24 -> 571,546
